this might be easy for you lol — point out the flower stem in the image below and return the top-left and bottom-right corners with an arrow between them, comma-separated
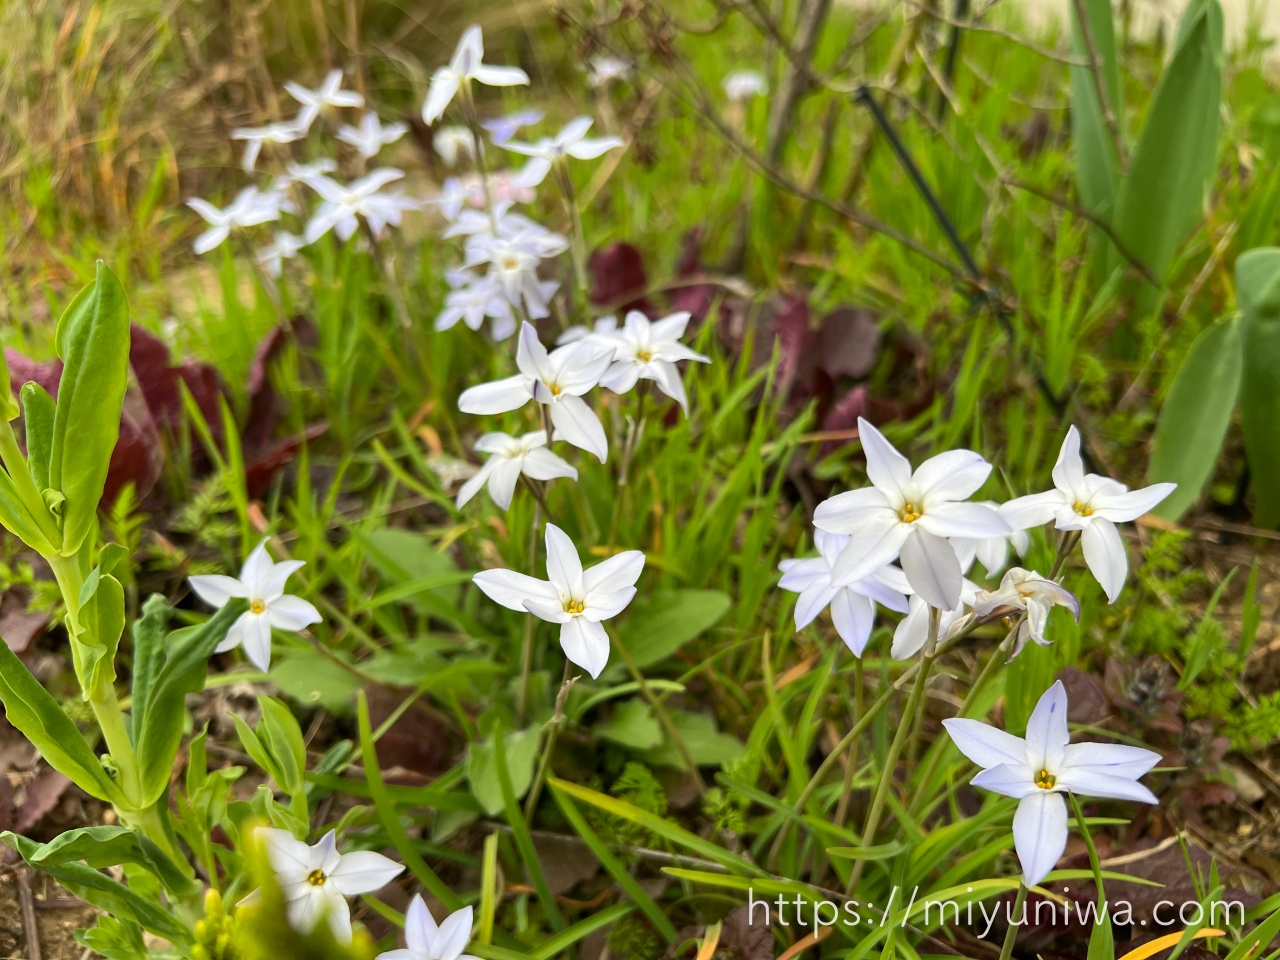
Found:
516,499 -> 543,728
523,661 -> 576,823
1068,791 -> 1107,908
846,609 -> 940,896
833,655 -> 864,829
998,882 -> 1029,960
553,160 -> 589,299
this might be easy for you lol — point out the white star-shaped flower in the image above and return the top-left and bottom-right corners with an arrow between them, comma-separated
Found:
457,322 -> 615,462
971,567 -> 1080,659
943,681 -> 1160,887
436,271 -> 515,339
257,231 -> 305,277
187,540 -> 321,671
502,117 -> 623,188
456,430 -> 577,510
778,530 -> 909,656
259,828 -> 402,943
595,310 -> 710,414
303,168 -> 407,244
723,70 -> 767,101
587,56 -> 630,88
423,25 -> 530,125
481,109 -> 544,145
286,69 -> 364,130
377,895 -> 478,960
230,122 -> 305,172
472,523 -> 644,678
337,111 -> 408,159
432,126 -> 477,167
1001,426 -> 1175,602
813,418 -> 1011,610
187,187 -> 282,254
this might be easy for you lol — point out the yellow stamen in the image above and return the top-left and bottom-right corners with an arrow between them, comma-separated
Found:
1035,769 -> 1056,790
250,599 -> 266,615
636,349 -> 652,362
550,384 -> 562,396
900,503 -> 922,523
1073,501 -> 1093,516
564,599 -> 585,615
306,869 -> 327,887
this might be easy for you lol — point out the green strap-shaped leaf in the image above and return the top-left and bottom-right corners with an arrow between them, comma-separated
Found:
19,381 -> 55,492
1069,0 -> 1122,218
5,825 -> 197,897
1149,314 -> 1243,520
0,640 -> 124,804
0,351 -> 17,421
0,468 -> 57,554
128,594 -> 172,739
75,571 -> 126,698
133,599 -> 246,807
49,261 -> 131,556
1109,0 -> 1223,288
1237,248 -> 1280,527
1,832 -> 191,945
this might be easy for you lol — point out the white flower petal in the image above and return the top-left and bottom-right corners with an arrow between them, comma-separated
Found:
857,417 -> 912,493
970,763 -> 1038,799
487,456 -> 524,510
472,569 -> 559,611
1050,426 -> 1087,498
471,64 -> 530,87
458,374 -> 533,414
550,395 -> 609,462
1062,742 -> 1162,778
583,549 -> 645,596
812,487 -> 892,533
241,614 -> 274,672
898,528 -> 963,610
1000,490 -> 1065,531
1024,680 -> 1069,772
544,524 -> 585,597
188,574 -> 247,608
941,718 -> 1028,767
829,589 -> 875,656
560,616 -> 610,678
436,905 -> 475,960
404,894 -> 439,955
1091,482 -> 1177,523
520,447 -> 577,483
829,515 -> 911,584
327,849 -> 404,896
582,587 -> 636,622
265,595 -> 322,632
1013,790 -> 1068,888
1055,769 -> 1158,803
912,449 -> 992,501
1081,517 -> 1128,603
916,501 -> 1011,540
793,583 -> 838,631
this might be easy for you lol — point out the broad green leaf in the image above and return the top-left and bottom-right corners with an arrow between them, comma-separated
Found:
0,350 -> 17,420
1,833 -> 190,945
6,826 -> 196,896
0,640 -> 124,803
257,696 -> 307,797
268,650 -> 363,712
360,527 -> 462,612
1109,0 -> 1223,288
1069,0 -> 1122,217
128,594 -> 170,738
19,381 -> 55,491
643,708 -> 744,768
1237,248 -> 1280,527
0,469 -> 57,554
616,589 -> 731,669
1149,314 -> 1242,519
49,262 -> 132,555
593,698 -> 662,750
76,571 -> 125,696
467,726 -> 540,816
133,600 -> 246,806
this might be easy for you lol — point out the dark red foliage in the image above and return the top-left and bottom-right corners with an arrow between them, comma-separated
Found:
128,323 -> 226,442
588,242 -> 650,314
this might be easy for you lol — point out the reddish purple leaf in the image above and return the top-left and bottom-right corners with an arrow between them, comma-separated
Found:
588,242 -> 649,313
128,323 -> 226,441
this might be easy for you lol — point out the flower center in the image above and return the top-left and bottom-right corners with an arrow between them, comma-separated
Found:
563,599 -> 585,615
900,503 -> 922,523
636,349 -> 652,362
549,383 -> 562,396
306,869 -> 327,887
1034,769 -> 1056,790
502,257 -> 519,271
250,599 -> 266,615
1073,501 -> 1093,517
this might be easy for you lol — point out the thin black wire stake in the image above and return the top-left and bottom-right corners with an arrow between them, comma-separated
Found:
936,0 -> 970,121
852,84 -> 1101,470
